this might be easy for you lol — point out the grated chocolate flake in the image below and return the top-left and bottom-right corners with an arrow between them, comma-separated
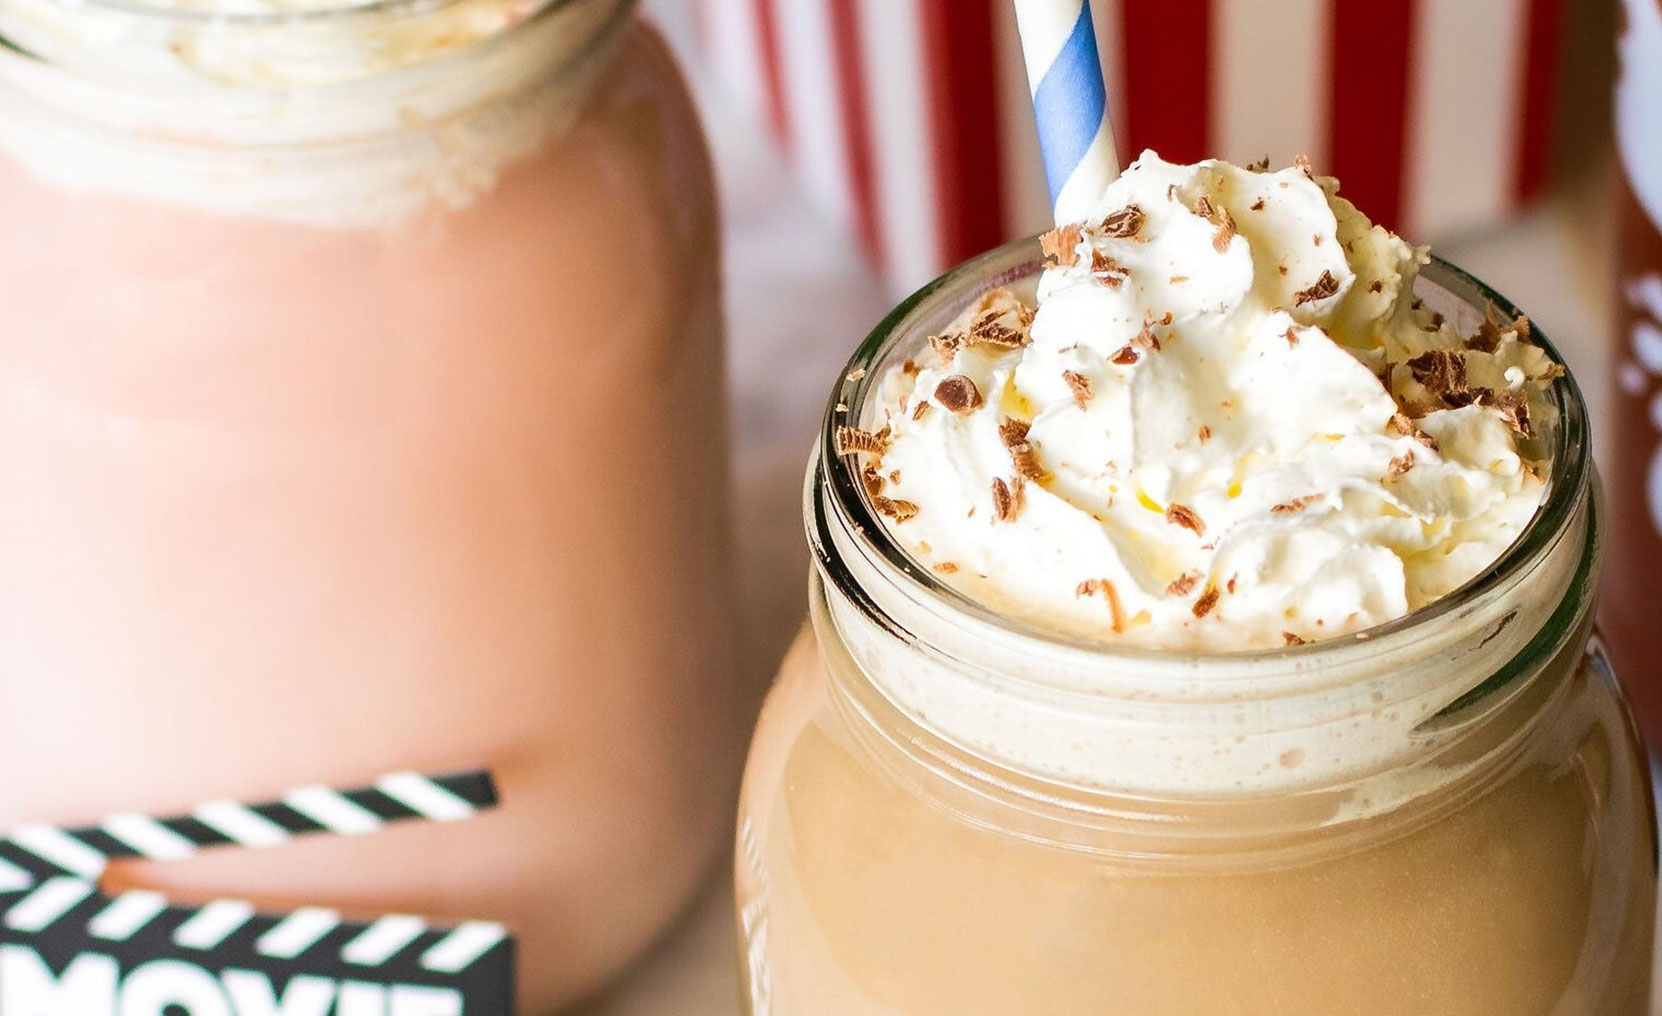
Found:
1090,250 -> 1128,288
1165,503 -> 1206,536
991,476 -> 1025,522
1212,206 -> 1237,253
1098,204 -> 1147,240
1076,578 -> 1128,633
1250,197 -> 1267,211
1063,370 -> 1094,408
1283,631 -> 1307,646
1192,586 -> 1221,618
929,331 -> 964,363
1369,279 -> 1384,294
1133,323 -> 1162,351
1246,156 -> 1270,172
1192,194 -> 1216,220
933,561 -> 959,574
966,289 -> 1035,349
1284,326 -> 1299,347
1388,413 -> 1440,451
1197,423 -> 1211,443
1270,493 -> 1325,514
872,496 -> 919,522
902,358 -> 921,376
1226,574 -> 1238,594
1406,349 -> 1473,407
999,417 -> 1049,481
1292,270 -> 1341,306
1040,223 -> 1083,267
1110,345 -> 1141,366
934,374 -> 984,413
1385,449 -> 1416,480
1166,571 -> 1201,597
1170,275 -> 1189,284
912,400 -> 931,421
1294,154 -> 1314,178
861,463 -> 885,497
1491,389 -> 1532,435
836,425 -> 888,456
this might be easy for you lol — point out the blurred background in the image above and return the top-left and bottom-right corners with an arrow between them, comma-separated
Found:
584,1 -> 1632,1011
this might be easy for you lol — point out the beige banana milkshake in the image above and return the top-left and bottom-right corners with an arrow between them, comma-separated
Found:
0,0 -> 742,1011
736,154 -> 1656,1014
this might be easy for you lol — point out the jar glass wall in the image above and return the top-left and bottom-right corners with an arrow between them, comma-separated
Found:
736,245 -> 1656,1016
0,2 -> 742,1011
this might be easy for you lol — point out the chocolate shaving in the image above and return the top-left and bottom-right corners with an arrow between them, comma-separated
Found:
1294,154 -> 1314,178
1292,270 -> 1341,306
1063,370 -> 1094,408
1197,424 -> 1211,443
990,476 -> 1025,522
1226,574 -> 1238,594
1212,207 -> 1237,254
929,331 -> 963,363
912,400 -> 931,421
1368,279 -> 1383,294
966,290 -> 1034,348
1170,275 -> 1189,284
1285,326 -> 1300,347
933,561 -> 958,574
836,426 -> 887,456
1165,503 -> 1206,536
1098,204 -> 1146,239
1166,571 -> 1200,597
1388,413 -> 1440,451
1271,495 -> 1324,513
1250,197 -> 1266,211
901,358 -> 921,376
934,374 -> 984,413
1491,389 -> 1532,435
860,464 -> 884,497
1246,156 -> 1270,172
1090,250 -> 1128,288
1406,349 -> 1473,407
1192,586 -> 1221,618
1076,578 -> 1128,633
999,418 -> 1048,481
1040,223 -> 1083,267
871,496 -> 919,522
1283,631 -> 1307,646
1110,345 -> 1141,366
1133,323 -> 1162,351
1385,450 -> 1416,481
1192,195 -> 1215,219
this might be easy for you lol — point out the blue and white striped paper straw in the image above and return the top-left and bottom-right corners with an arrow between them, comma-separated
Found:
1013,0 -> 1120,225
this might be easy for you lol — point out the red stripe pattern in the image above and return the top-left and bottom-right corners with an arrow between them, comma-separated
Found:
1119,0 -> 1213,165
1327,1 -> 1418,233
828,0 -> 883,263
752,0 -> 790,147
1514,0 -> 1562,202
919,0 -> 1008,268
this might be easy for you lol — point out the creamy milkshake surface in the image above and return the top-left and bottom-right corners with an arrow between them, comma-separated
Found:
850,152 -> 1560,649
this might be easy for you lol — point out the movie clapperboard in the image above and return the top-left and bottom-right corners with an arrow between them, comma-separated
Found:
0,769 -> 515,1014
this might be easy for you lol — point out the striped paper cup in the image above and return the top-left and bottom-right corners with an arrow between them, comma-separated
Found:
683,0 -> 1562,295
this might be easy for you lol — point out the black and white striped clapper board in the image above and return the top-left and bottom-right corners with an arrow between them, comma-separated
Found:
0,769 -> 514,1014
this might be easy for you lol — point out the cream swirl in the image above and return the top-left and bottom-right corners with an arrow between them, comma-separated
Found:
859,152 -> 1558,651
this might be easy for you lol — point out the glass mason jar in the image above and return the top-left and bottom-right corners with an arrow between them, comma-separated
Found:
0,0 -> 740,1011
736,242 -> 1656,1016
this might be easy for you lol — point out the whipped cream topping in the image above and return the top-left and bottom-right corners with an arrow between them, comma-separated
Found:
854,152 -> 1559,651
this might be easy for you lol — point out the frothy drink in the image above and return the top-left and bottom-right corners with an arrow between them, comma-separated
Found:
736,155 -> 1655,1014
0,2 -> 744,1011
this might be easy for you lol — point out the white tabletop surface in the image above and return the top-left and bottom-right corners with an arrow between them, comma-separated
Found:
571,87 -> 1636,1016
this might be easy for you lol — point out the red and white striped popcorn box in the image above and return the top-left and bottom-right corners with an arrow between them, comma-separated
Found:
686,0 -> 1563,295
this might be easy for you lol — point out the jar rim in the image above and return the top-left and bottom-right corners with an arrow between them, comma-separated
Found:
817,239 -> 1590,668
